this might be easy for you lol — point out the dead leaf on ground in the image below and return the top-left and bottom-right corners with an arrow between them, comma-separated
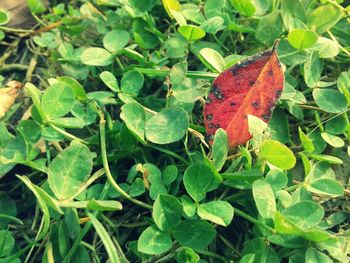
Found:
0,80 -> 23,119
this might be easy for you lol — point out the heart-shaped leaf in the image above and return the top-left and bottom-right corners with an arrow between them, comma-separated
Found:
203,43 -> 284,147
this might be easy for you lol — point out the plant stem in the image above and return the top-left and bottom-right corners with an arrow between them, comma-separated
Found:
135,67 -> 217,79
196,249 -> 230,261
233,207 -> 275,233
60,168 -> 105,202
147,144 -> 190,165
49,124 -> 88,144
99,113 -> 152,210
62,182 -> 112,263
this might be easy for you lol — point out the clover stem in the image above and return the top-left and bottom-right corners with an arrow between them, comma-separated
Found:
99,112 -> 152,210
233,207 -> 275,233
49,124 -> 88,144
147,144 -> 190,165
134,67 -> 217,79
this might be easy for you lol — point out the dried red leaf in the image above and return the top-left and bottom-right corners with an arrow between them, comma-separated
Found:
203,44 -> 284,147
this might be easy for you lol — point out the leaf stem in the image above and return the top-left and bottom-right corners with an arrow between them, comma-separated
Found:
62,182 -> 112,263
49,124 -> 88,144
196,249 -> 230,261
135,67 -> 217,79
99,112 -> 152,210
147,144 -> 190,165
60,168 -> 105,202
233,207 -> 275,233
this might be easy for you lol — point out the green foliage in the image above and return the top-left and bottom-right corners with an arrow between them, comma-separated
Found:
1,0 -> 350,262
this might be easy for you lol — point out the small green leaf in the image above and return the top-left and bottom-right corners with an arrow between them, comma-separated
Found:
309,154 -> 343,164
274,211 -> 304,235
325,114 -> 348,135
42,82 -> 75,119
0,9 -> 10,25
281,201 -> 324,230
239,254 -> 255,263
337,71 -> 350,106
307,4 -> 343,34
307,178 -> 344,197
313,88 -> 347,113
211,128 -> 228,171
25,83 -> 46,120
57,76 -> 87,101
183,162 -> 221,202
197,200 -> 233,226
103,30 -> 130,53
27,0 -> 46,14
0,230 -> 14,257
255,11 -> 283,46
88,213 -> 121,263
145,107 -> 189,144
120,102 -> 146,143
265,169 -> 288,191
298,127 -> 314,153
174,220 -> 216,250
152,194 -> 182,231
0,31 -> 5,41
100,71 -> 119,92
181,195 -> 196,217
121,70 -> 144,95
304,52 -> 323,88
321,132 -> 344,148
176,247 -> 200,263
248,114 -> 269,144
230,0 -> 256,17
200,16 -> 224,34
287,29 -> 318,50
137,225 -> 172,255
129,178 -> 145,197
170,61 -> 187,85
161,0 -> 181,19
313,37 -> 339,58
199,48 -> 225,73
170,10 -> 187,26
178,25 -> 206,41
252,179 -> 276,219
81,47 -> 114,66
162,165 -> 178,186
305,247 -> 333,263
48,143 -> 94,200
259,140 -> 296,170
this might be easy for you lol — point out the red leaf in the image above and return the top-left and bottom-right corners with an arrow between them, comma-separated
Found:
203,44 -> 284,147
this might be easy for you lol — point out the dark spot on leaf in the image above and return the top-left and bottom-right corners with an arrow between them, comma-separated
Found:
211,85 -> 219,95
249,81 -> 254,86
206,98 -> 212,104
216,93 -> 224,100
230,68 -> 239,76
252,101 -> 259,108
209,123 -> 213,128
262,114 -> 270,121
230,102 -> 236,107
207,134 -> 214,141
206,114 -> 213,121
276,90 -> 282,97
215,124 -> 220,128
268,70 -> 273,76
